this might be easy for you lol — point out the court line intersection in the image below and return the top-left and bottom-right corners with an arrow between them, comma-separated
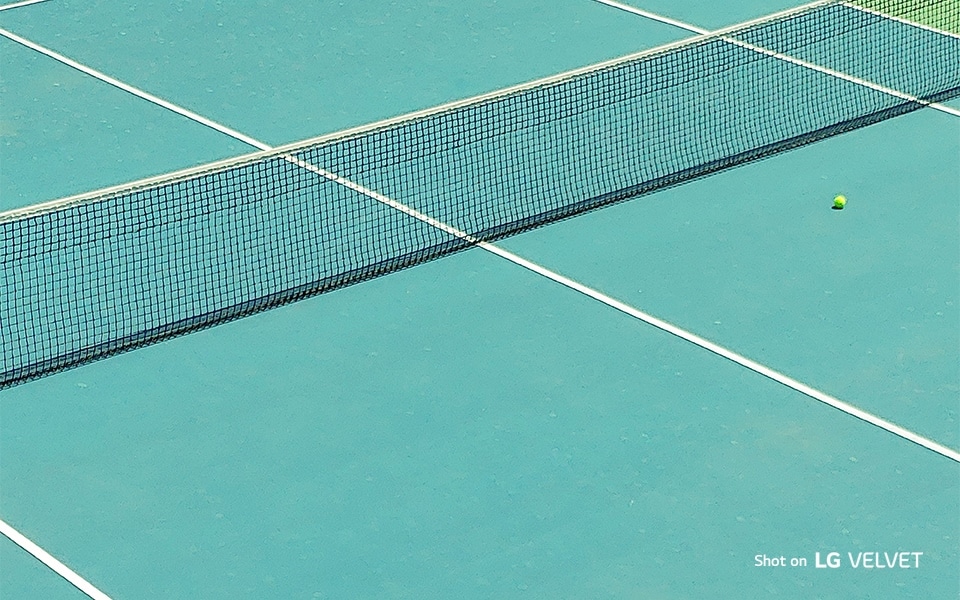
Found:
2,3 -> 959,597
1,6 -> 955,460
591,0 -> 960,118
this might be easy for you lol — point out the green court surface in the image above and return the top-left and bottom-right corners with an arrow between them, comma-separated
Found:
851,0 -> 960,34
0,36 -> 249,209
1,1 -> 958,599
1,535 -> 91,599
0,0 -> 680,200
501,107 -> 960,449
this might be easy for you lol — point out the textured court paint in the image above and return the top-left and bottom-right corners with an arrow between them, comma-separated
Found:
595,2 -> 960,122
2,13 -> 951,459
0,38 -> 248,210
7,2 -> 960,389
0,535 -> 92,600
849,0 -> 960,34
0,0 -> 680,154
2,250 -> 957,599
604,0 -> 803,28
0,519 -> 113,600
1,1 -> 957,598
502,107 -> 960,450
0,0 -> 51,11
597,1 -> 960,119
591,0 -> 710,33
481,241 -> 959,461
930,102 -> 960,117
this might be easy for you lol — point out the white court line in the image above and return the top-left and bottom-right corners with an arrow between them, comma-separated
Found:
481,245 -> 960,465
719,33 -> 960,116
0,29 -> 270,151
592,0 -> 709,33
0,519 -> 113,600
2,29 -> 958,465
592,0 -> 960,119
0,0 -> 838,221
930,103 -> 960,118
841,1 -> 960,41
283,153 -> 960,464
0,0 -> 52,12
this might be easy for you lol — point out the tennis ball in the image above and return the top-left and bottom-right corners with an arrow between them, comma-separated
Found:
833,195 -> 846,210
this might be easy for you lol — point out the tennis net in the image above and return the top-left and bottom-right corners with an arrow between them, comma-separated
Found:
2,0 -> 958,387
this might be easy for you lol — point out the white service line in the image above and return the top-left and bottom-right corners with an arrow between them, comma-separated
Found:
479,243 -> 960,464
592,0 -> 708,33
592,0 -> 960,118
1,26 -> 958,465
0,10 -> 955,600
0,28 -> 270,151
0,0 -> 52,12
926,102 -> 960,118
286,152 -> 960,464
718,34 -> 957,115
0,519 -> 113,600
841,0 -> 960,41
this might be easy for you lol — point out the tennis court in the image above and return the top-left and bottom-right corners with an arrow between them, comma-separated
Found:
1,1 -> 957,598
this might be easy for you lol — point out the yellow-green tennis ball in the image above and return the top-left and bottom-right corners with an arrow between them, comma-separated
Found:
833,195 -> 847,209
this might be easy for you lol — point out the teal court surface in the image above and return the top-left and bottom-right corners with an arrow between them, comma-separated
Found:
1,1 -> 958,598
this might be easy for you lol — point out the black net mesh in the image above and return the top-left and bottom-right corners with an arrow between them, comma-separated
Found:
3,0 -> 958,387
